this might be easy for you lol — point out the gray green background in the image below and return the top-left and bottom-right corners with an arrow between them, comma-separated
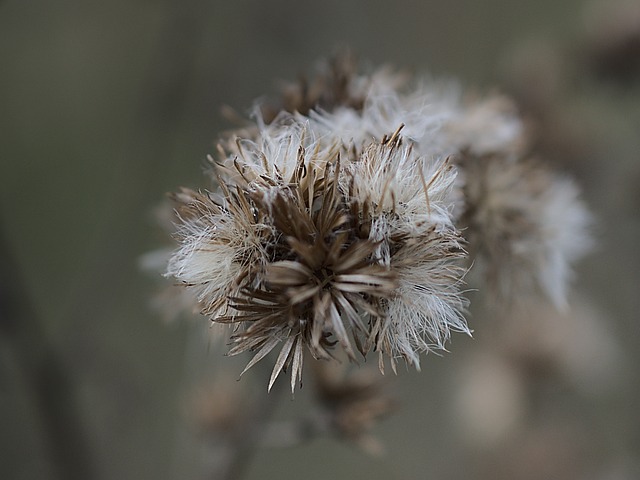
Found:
1,0 -> 639,479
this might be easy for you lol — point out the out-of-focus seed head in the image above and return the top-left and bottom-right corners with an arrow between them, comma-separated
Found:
458,152 -> 591,309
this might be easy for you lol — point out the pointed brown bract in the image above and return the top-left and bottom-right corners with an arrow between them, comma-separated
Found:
259,52 -> 367,123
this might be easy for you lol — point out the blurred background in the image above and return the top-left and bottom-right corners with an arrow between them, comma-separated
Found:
1,0 -> 639,479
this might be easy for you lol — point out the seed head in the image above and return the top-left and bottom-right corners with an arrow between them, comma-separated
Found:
159,55 -> 591,390
167,117 -> 468,390
458,152 -> 591,308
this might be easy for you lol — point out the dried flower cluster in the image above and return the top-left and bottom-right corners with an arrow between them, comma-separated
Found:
160,56 -> 590,391
458,152 -> 591,308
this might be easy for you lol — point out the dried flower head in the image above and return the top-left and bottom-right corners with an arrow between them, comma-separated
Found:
166,116 -> 468,391
458,152 -> 591,308
159,55 -> 591,391
259,52 -> 368,123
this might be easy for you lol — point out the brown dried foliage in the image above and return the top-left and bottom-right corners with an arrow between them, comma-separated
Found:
259,53 -> 368,123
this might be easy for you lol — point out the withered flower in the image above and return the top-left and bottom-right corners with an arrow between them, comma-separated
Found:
259,52 -> 367,123
159,55 -> 591,391
166,118 -> 468,391
458,152 -> 591,308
